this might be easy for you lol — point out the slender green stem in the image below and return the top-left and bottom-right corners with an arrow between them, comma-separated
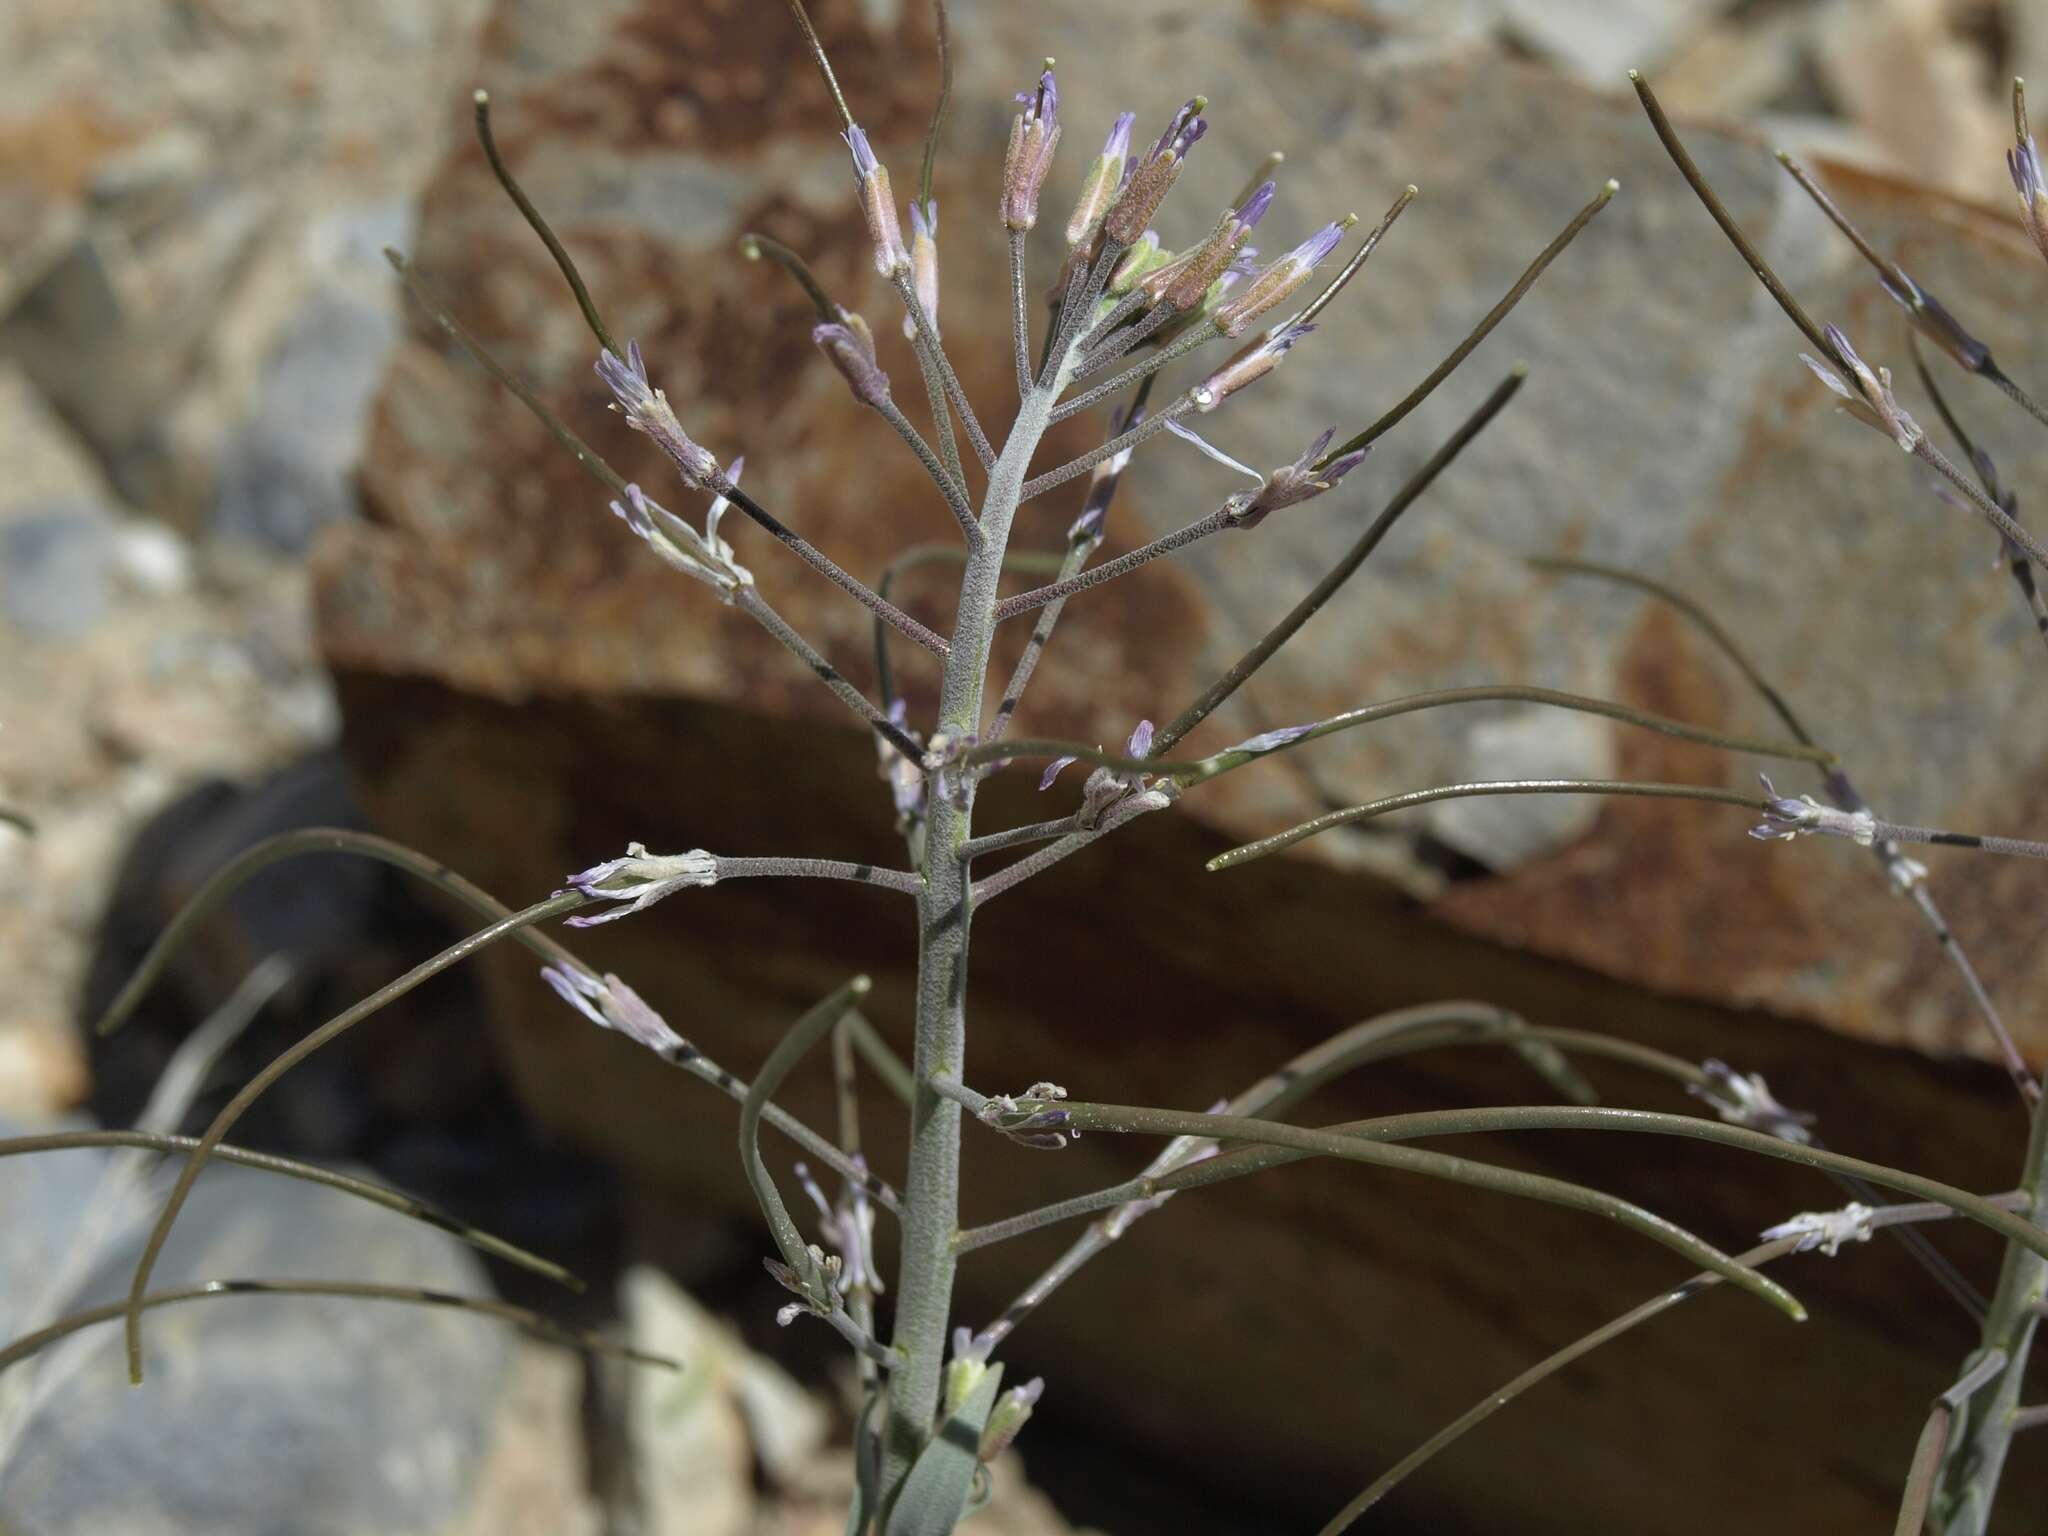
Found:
1931,1087 -> 2048,1529
1152,366 -> 1525,755
992,509 -> 1229,620
1054,324 -> 1219,422
123,892 -> 586,1384
911,328 -> 969,498
737,588 -> 924,760
1324,1199 -> 2019,1535
386,249 -> 627,497
779,0 -> 854,128
1018,399 -> 1190,502
741,977 -> 878,1313
3,1280 -> 676,1382
1208,778 -> 1769,870
471,90 -> 620,359
1315,182 -> 1612,467
1060,1102 -> 2046,1265
965,684 -> 1828,791
1917,438 -> 2048,573
1051,1103 -> 1805,1317
1531,552 -> 2038,1106
0,1130 -> 578,1288
1010,229 -> 1033,399
895,271 -> 993,470
739,232 -> 838,321
875,393 -> 978,541
1295,184 -> 1418,329
1630,72 -> 1836,363
87,826 -> 901,1213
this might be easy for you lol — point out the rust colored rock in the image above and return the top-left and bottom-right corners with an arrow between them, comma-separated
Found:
317,1 -> 2048,1528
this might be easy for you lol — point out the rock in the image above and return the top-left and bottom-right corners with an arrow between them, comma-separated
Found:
0,364 -> 113,513
1,505 -> 116,639
0,0 -> 493,521
310,2 -> 2048,1529
442,1339 -> 603,1536
621,1264 -> 827,1535
0,1132 -> 510,1535
210,202 -> 416,552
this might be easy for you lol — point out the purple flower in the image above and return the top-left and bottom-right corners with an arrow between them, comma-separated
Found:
1127,719 -> 1154,758
1236,180 -> 1277,230
978,1378 -> 1045,1463
607,474 -> 752,601
1213,215 -> 1357,337
1875,271 -> 1989,373
562,841 -> 719,925
1798,325 -> 1922,452
540,966 -> 689,1057
2009,133 -> 2048,267
814,314 -> 890,408
1065,112 -> 1137,249
1147,97 -> 1208,164
1229,429 -> 1370,528
1192,320 -> 1314,412
1102,111 -> 1135,163
1038,755 -> 1078,791
1225,722 -> 1315,755
843,123 -> 909,275
1157,181 -> 1278,311
594,342 -> 720,487
905,200 -> 940,337
1002,66 -> 1062,231
1103,96 -> 1209,245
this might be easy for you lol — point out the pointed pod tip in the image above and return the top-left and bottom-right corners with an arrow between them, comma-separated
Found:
850,975 -> 873,996
381,246 -> 407,271
1405,183 -> 1419,197
1626,68 -> 1643,82
1771,146 -> 1792,164
1600,178 -> 1620,198
473,87 -> 490,106
1511,360 -> 1532,379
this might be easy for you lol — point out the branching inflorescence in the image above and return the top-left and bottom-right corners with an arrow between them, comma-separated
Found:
16,15 -> 2048,1536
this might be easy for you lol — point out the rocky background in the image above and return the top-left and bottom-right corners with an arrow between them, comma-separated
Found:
7,0 -> 2048,1532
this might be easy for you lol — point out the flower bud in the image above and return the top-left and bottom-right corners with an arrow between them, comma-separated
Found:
1066,112 -> 1135,249
1103,97 -> 1207,246
1002,65 -> 1061,232
903,200 -> 940,339
814,311 -> 890,409
1798,325 -> 1923,452
1226,428 -> 1369,529
1161,180 -> 1274,312
594,342 -> 720,488
977,1378 -> 1043,1462
1191,321 -> 1312,412
1213,214 -> 1354,336
2010,131 -> 2048,267
843,124 -> 909,276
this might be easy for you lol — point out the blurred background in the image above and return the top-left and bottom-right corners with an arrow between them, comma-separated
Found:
5,0 -> 2048,1531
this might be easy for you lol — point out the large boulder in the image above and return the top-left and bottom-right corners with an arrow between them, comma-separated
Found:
314,1 -> 2048,1527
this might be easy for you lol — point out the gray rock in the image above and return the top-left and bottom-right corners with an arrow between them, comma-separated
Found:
1,506 -> 115,639
211,202 -> 413,552
0,1121 -> 511,1536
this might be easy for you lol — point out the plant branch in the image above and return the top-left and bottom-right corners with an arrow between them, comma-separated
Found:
1316,182 -> 1612,467
472,90 -> 620,359
1207,778 -> 1775,870
0,1130 -> 578,1289
122,891 -> 586,1384
1152,366 -> 1525,755
894,271 -> 993,470
3,1280 -> 676,1382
